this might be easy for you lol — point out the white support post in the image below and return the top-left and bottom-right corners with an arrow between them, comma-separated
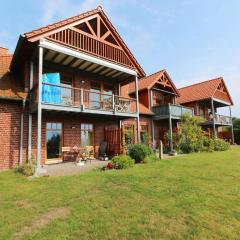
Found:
28,61 -> 34,162
211,98 -> 217,138
112,94 -> 115,112
229,106 -> 235,144
169,104 -> 173,152
80,88 -> 84,110
135,75 -> 140,142
150,89 -> 153,108
36,47 -> 43,170
118,82 -> 121,95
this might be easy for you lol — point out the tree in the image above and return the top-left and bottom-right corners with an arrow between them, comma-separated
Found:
233,117 -> 240,144
171,113 -> 206,153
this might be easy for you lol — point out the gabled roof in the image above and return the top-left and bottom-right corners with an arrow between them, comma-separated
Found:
128,69 -> 179,95
139,103 -> 154,115
177,77 -> 233,105
23,6 -> 145,77
0,51 -> 27,100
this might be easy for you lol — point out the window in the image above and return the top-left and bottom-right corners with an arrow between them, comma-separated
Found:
81,124 -> 94,147
124,125 -> 134,145
46,122 -> 62,159
140,125 -> 149,144
90,82 -> 114,109
90,82 -> 101,109
60,75 -> 73,105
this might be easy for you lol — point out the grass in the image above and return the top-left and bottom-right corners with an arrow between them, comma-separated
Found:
0,147 -> 240,240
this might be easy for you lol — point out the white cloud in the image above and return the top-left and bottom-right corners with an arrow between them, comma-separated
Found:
39,0 -> 104,25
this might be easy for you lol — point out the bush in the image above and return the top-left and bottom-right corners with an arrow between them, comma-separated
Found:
129,144 -> 153,163
16,163 -> 35,176
212,138 -> 230,151
203,138 -> 230,152
111,155 -> 134,169
142,155 -> 159,164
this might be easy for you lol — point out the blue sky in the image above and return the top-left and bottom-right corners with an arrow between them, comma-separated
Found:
0,0 -> 239,116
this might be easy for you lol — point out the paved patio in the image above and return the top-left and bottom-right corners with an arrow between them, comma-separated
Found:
42,160 -> 109,177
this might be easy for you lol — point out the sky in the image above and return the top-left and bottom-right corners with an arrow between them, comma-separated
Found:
0,0 -> 239,116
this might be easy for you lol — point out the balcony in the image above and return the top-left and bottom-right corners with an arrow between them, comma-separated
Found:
30,83 -> 137,117
152,104 -> 193,120
199,113 -> 232,126
47,28 -> 134,69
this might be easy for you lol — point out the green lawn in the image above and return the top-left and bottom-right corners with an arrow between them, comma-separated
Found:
1,147 -> 240,240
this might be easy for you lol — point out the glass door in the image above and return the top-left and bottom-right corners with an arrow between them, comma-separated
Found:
46,122 -> 62,163
81,123 -> 94,157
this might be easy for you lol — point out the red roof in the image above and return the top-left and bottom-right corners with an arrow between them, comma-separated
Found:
24,6 -> 145,77
0,50 -> 27,100
128,69 -> 179,95
177,77 -> 233,105
139,103 -> 154,115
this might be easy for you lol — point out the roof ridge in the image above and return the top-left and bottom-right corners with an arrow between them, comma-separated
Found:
24,6 -> 101,36
178,77 -> 222,90
139,69 -> 165,81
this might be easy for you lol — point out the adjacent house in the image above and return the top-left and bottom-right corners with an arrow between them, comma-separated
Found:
0,6 -> 234,170
122,69 -> 193,151
177,78 -> 234,142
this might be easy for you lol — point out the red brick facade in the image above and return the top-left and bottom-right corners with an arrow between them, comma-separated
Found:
0,100 -> 28,169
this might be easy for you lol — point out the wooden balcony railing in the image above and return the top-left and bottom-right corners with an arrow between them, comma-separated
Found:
152,104 -> 193,118
30,83 -> 137,115
47,28 -> 134,69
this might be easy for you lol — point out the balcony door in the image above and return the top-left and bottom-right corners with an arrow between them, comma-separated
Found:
81,123 -> 94,157
89,81 -> 114,110
46,122 -> 63,163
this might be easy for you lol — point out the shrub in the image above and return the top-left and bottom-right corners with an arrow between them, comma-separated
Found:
142,155 -> 159,164
111,155 -> 134,169
16,163 -> 35,176
203,138 -> 230,152
167,114 -> 206,154
212,138 -> 230,151
129,144 -> 153,163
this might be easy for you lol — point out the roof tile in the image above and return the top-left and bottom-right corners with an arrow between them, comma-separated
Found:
0,54 -> 27,100
177,78 -> 223,104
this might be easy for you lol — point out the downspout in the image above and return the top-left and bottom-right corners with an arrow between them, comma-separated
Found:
19,99 -> 26,165
28,61 -> 34,163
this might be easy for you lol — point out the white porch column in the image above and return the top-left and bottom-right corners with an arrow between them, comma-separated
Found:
28,61 -> 34,162
229,106 -> 235,144
36,46 -> 43,170
211,98 -> 217,138
168,104 -> 173,152
135,75 -> 140,142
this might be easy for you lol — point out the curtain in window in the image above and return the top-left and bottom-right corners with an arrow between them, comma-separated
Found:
42,73 -> 61,104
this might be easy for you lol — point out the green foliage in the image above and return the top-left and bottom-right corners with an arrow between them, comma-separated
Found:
212,138 -> 230,151
142,155 -> 159,164
169,114 -> 230,153
170,113 -> 206,153
234,129 -> 240,144
128,144 -> 153,163
111,155 -> 135,169
15,163 -> 35,176
233,117 -> 240,144
125,130 -> 134,146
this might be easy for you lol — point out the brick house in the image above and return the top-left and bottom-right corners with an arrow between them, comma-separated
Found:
0,6 -> 234,170
177,78 -> 234,142
0,6 -> 146,170
121,69 -> 193,151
